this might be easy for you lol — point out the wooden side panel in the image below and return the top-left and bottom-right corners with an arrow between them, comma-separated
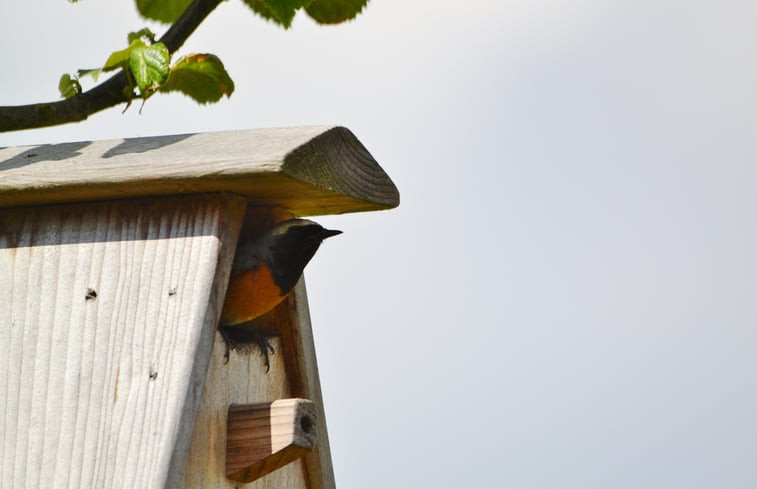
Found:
280,283 -> 336,489
180,333 -> 302,488
0,194 -> 245,489
181,281 -> 335,489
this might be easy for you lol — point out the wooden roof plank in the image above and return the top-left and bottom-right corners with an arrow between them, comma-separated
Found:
0,126 -> 399,216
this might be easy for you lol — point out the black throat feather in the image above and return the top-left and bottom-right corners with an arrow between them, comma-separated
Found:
260,223 -> 332,295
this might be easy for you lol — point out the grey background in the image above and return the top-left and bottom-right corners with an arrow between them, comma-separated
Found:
2,1 -> 757,487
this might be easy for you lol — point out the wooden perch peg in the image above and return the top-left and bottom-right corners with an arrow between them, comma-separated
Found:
226,398 -> 318,483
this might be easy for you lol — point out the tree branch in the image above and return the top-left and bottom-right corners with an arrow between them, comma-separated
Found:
0,0 -> 224,133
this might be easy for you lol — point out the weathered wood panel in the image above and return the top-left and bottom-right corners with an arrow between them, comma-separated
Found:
0,194 -> 245,489
278,283 -> 337,489
0,126 -> 399,216
181,281 -> 334,489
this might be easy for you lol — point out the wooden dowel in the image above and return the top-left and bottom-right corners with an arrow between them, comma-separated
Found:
226,398 -> 318,482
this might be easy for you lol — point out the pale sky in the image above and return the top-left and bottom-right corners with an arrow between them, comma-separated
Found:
2,1 -> 757,487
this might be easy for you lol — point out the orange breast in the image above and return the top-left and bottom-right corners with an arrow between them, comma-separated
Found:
220,264 -> 285,326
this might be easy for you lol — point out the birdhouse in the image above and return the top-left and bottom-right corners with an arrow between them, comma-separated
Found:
0,126 -> 399,488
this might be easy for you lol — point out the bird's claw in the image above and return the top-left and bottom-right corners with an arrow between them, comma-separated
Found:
218,326 -> 275,372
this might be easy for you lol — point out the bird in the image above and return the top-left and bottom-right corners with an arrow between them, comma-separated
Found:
219,218 -> 341,368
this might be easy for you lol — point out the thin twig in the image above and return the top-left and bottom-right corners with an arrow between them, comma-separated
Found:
0,0 -> 224,133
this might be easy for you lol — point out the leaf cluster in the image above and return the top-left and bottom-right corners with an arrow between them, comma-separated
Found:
141,0 -> 368,29
58,0 -> 367,110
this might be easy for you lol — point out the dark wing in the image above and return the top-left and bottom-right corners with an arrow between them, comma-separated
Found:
230,240 -> 262,275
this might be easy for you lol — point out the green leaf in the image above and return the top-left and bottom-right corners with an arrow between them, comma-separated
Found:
305,0 -> 368,24
104,40 -> 143,72
160,54 -> 235,104
58,74 -> 81,99
242,0 -> 277,23
242,0 -> 311,28
136,0 -> 192,23
129,42 -> 170,95
265,0 -> 311,27
128,28 -> 156,44
77,67 -> 103,82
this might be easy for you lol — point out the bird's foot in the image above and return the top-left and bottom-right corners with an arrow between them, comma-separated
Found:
218,326 -> 275,372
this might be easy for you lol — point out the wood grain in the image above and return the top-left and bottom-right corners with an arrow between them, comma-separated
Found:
180,335 -> 305,489
180,281 -> 335,489
0,194 -> 245,489
279,283 -> 337,489
226,399 -> 317,482
0,126 -> 399,216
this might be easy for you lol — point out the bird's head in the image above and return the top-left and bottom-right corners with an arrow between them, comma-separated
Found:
263,219 -> 342,294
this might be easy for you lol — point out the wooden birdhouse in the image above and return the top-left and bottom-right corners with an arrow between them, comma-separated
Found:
0,126 -> 399,488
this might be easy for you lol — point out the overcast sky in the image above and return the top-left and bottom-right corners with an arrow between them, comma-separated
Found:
2,1 -> 757,487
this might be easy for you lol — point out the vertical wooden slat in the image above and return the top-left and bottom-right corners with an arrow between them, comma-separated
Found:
180,279 -> 335,489
279,282 -> 337,489
179,333 -> 305,488
0,194 -> 245,489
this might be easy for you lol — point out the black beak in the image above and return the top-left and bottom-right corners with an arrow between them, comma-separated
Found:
319,228 -> 342,240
